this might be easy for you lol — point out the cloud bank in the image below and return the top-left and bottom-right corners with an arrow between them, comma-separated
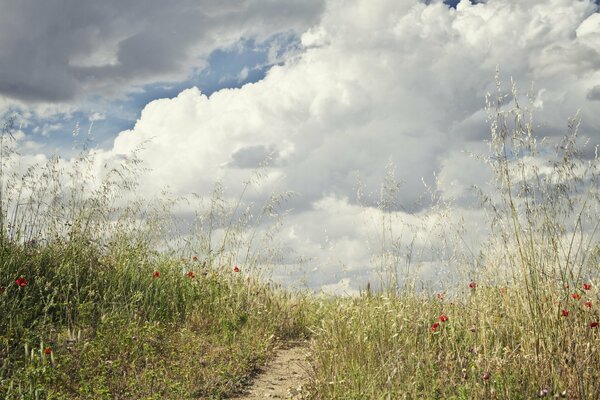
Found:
0,0 -> 324,106
13,0 -> 600,292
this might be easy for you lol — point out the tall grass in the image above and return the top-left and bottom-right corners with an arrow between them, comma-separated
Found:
307,77 -> 600,399
0,119 -> 309,399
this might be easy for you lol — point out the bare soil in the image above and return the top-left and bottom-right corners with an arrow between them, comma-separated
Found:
232,342 -> 311,399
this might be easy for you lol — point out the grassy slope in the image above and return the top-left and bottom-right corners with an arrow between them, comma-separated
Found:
0,238 -> 312,399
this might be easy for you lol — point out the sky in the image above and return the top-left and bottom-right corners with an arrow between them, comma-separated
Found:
1,0 -> 599,294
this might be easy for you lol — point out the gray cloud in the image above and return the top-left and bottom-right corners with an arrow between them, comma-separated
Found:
230,144 -> 279,168
0,0 -> 324,104
587,85 -> 600,101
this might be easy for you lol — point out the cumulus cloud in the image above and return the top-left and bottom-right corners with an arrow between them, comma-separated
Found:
19,0 -> 600,290
98,0 -> 600,290
0,0 -> 324,105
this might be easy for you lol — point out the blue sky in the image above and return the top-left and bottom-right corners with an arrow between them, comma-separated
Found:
1,0 -> 599,293
11,32 -> 301,153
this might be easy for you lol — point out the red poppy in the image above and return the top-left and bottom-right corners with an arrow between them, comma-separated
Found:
572,293 -> 581,300
15,277 -> 28,287
561,309 -> 569,317
233,265 -> 240,273
431,322 -> 440,333
469,281 -> 477,289
482,372 -> 491,381
590,321 -> 598,328
439,315 -> 449,322
153,271 -> 160,278
193,256 -> 198,261
187,271 -> 196,278
43,348 -> 52,355
585,301 -> 592,308
583,283 -> 592,291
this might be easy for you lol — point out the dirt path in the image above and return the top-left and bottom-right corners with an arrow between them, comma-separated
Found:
232,342 -> 311,399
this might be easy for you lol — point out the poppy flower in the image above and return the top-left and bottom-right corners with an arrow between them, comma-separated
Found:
469,281 -> 477,289
439,315 -> 449,322
15,277 -> 28,287
153,271 -> 160,278
436,292 -> 444,300
590,321 -> 598,328
482,372 -> 491,381
233,265 -> 240,273
43,348 -> 52,355
561,309 -> 569,317
187,271 -> 196,279
431,322 -> 440,333
585,301 -> 592,308
583,283 -> 592,291
571,293 -> 581,300
193,256 -> 198,261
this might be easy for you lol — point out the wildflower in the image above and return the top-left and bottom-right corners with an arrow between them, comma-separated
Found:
193,256 -> 198,261
563,283 -> 570,289
153,271 -> 160,278
43,348 -> 52,355
469,281 -> 477,289
15,277 -> 28,287
539,388 -> 548,397
436,292 -> 445,300
431,322 -> 440,333
584,301 -> 592,308
571,293 -> 580,300
482,371 -> 491,381
187,271 -> 196,279
561,309 -> 569,317
233,265 -> 240,273
590,321 -> 598,328
439,315 -> 449,322
583,283 -> 592,291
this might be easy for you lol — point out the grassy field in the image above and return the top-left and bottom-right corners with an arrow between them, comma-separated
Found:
1,82 -> 599,399
0,241 -> 312,399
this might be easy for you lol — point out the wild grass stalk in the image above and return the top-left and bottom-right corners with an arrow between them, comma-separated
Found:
0,120 -> 307,398
307,76 -> 600,399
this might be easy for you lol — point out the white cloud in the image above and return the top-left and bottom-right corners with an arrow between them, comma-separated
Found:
34,0 -> 600,290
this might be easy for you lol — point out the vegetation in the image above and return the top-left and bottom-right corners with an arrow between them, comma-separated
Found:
1,77 -> 599,399
306,79 -> 600,399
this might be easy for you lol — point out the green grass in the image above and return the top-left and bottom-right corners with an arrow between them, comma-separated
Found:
0,238 -> 312,399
